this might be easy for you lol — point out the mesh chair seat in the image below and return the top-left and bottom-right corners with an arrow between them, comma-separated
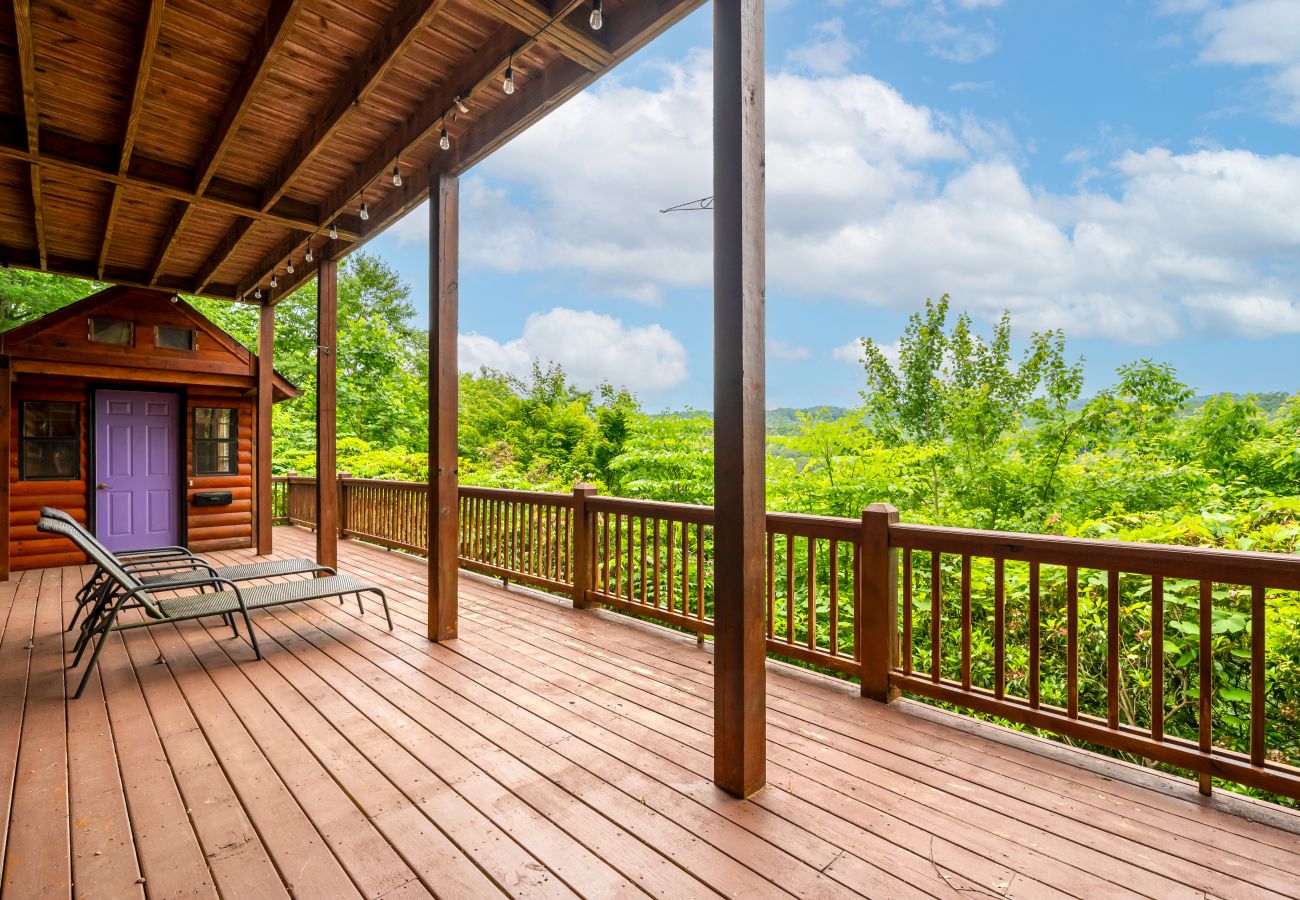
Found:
141,557 -> 324,590
157,575 -> 373,620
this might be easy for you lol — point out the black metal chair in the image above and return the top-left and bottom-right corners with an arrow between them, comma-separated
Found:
37,513 -> 393,699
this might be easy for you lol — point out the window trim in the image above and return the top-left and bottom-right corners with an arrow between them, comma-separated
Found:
155,325 -> 197,352
192,407 -> 238,476
18,400 -> 80,482
87,316 -> 134,347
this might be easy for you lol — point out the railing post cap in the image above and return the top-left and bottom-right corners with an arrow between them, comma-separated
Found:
864,502 -> 900,520
339,471 -> 352,478
573,483 -> 599,495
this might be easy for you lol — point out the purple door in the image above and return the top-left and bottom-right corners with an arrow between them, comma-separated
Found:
94,390 -> 180,552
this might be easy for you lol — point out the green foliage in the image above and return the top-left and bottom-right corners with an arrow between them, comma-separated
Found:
0,268 -> 104,330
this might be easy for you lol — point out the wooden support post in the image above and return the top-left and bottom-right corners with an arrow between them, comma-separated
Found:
316,256 -> 338,570
255,303 -> 274,555
0,356 -> 10,582
861,503 -> 901,702
428,173 -> 459,642
712,0 -> 766,799
571,484 -> 598,609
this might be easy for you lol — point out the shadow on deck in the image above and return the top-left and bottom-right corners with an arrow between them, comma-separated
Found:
3,525 -> 1299,898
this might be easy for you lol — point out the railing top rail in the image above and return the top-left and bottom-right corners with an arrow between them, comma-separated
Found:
343,477 -> 427,489
766,510 -> 861,541
891,522 -> 1300,589
458,485 -> 575,506
586,494 -> 715,524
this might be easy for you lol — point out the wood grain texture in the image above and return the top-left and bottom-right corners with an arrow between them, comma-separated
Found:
428,174 -> 458,641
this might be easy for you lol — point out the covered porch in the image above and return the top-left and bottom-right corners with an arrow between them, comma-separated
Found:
4,526 -> 1299,898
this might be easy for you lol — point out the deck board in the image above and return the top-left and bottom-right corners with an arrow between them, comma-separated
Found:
2,526 -> 1299,899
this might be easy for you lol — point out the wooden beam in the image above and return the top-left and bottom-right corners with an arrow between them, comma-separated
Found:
12,0 -> 44,269
259,0 -> 450,214
428,173 -> 459,642
98,0 -> 166,279
195,0 -> 307,194
256,303 -> 275,555
193,217 -> 259,294
468,0 -> 611,71
711,0 -> 766,799
315,254 -> 338,571
0,355 -> 10,581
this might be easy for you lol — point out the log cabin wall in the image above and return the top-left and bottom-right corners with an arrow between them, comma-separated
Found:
8,377 -> 89,571
186,389 -> 255,553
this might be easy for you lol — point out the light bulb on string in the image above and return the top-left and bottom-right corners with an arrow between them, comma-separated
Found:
305,245 -> 314,263
360,201 -> 369,221
590,0 -> 602,30
391,163 -> 402,187
254,286 -> 262,300
329,221 -> 338,240
286,259 -> 295,274
503,62 -> 515,95
439,127 -> 450,151
270,274 -> 278,289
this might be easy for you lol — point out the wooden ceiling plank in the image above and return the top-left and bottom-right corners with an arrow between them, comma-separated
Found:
258,0 -> 452,214
0,130 -> 363,240
468,0 -> 610,71
11,0 -> 44,269
193,0 -> 309,195
193,216 -> 259,294
100,0 -> 168,279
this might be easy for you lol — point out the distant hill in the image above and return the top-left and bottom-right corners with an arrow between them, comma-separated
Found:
767,407 -> 849,435
1182,392 -> 1292,417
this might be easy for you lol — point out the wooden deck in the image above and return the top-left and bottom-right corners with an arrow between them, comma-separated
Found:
3,527 -> 1300,899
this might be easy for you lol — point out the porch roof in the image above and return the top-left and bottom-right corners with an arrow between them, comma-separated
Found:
4,526 -> 1299,897
0,0 -> 698,303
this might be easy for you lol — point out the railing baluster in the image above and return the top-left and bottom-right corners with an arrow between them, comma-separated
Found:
667,521 -> 675,613
930,551 -> 942,683
902,549 -> 913,676
829,540 -> 840,657
1251,584 -> 1266,768
1152,575 -> 1164,742
653,518 -> 662,608
994,558 -> 1005,699
1067,565 -> 1079,720
1108,570 -> 1120,730
640,516 -> 648,603
806,536 -> 817,651
1029,561 -> 1040,709
960,553 -> 972,691
601,511 -> 611,593
766,531 -> 775,640
696,523 -> 705,624
681,520 -> 691,616
785,533 -> 794,644
1200,580 -> 1213,795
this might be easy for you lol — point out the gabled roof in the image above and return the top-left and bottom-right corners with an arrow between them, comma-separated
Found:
0,285 -> 301,402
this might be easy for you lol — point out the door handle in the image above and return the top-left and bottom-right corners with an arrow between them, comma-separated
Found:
97,483 -> 108,490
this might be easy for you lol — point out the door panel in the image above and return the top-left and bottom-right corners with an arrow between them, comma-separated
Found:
94,390 -> 179,552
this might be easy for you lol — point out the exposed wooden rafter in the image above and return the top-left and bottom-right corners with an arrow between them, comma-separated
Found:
199,0 -> 452,293
98,0 -> 167,279
469,0 -> 611,71
11,0 -> 45,269
150,0 -> 308,284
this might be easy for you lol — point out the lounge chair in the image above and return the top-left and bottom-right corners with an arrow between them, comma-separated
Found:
37,513 -> 392,699
40,507 -> 331,631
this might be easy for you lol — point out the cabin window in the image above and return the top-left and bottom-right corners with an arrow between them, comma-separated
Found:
88,317 -> 133,346
193,408 -> 237,476
20,401 -> 79,481
156,325 -> 196,351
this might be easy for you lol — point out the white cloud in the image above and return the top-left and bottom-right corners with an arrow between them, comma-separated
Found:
833,339 -> 901,367
1175,0 -> 1300,121
768,339 -> 811,361
414,50 -> 1300,346
786,19 -> 859,76
458,308 -> 689,393
949,80 -> 993,92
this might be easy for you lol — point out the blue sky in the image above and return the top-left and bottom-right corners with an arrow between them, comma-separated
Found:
368,0 -> 1300,410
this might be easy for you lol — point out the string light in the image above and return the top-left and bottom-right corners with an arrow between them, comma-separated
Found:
590,0 -> 602,30
454,95 -> 469,114
360,201 -> 370,221
254,286 -> 262,300
503,59 -> 515,95
305,245 -> 314,263
329,221 -> 338,240
439,127 -> 450,151
286,259 -> 295,274
270,274 -> 278,289
391,163 -> 402,187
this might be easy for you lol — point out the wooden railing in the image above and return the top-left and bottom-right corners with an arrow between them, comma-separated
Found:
269,475 -> 1300,802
